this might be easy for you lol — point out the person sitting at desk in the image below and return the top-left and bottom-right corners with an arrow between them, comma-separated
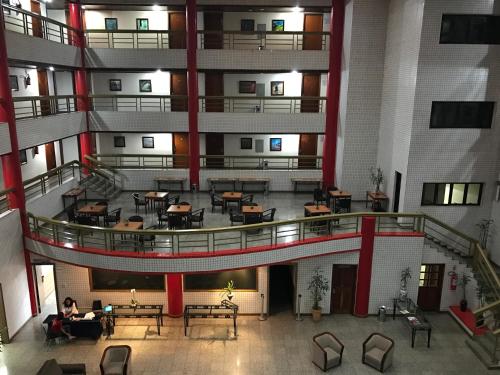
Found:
50,312 -> 76,340
62,297 -> 79,318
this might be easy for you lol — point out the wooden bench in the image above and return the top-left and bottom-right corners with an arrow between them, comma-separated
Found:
238,177 -> 270,194
291,177 -> 322,192
154,176 -> 186,192
207,177 -> 238,192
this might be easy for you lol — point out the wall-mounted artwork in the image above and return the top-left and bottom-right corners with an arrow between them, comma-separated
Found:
142,136 -> 154,148
114,136 -> 125,148
271,81 -> 284,96
109,79 -> 122,91
240,138 -> 252,150
239,81 -> 256,94
270,138 -> 282,151
136,18 -> 149,30
9,75 -> 18,91
105,18 -> 118,31
272,19 -> 285,31
240,19 -> 255,31
139,79 -> 152,93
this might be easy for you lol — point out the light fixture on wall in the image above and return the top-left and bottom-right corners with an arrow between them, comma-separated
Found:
23,69 -> 31,88
155,69 -> 162,74
48,66 -> 54,71
152,4 -> 160,11
292,6 -> 303,13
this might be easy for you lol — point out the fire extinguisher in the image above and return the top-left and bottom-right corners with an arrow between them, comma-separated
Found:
448,267 -> 457,291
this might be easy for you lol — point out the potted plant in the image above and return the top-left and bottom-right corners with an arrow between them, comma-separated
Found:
399,267 -> 412,302
130,289 -> 139,308
476,219 -> 494,249
458,273 -> 472,312
221,280 -> 235,301
369,167 -> 384,193
308,267 -> 329,321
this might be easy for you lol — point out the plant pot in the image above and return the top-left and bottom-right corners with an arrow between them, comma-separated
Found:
227,294 -> 233,301
460,299 -> 468,312
312,308 -> 322,321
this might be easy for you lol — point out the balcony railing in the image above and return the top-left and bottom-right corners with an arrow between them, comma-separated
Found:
0,187 -> 14,215
199,96 -> 326,113
85,29 -> 184,49
89,95 -> 188,112
1,4 -> 78,45
198,30 -> 330,50
13,95 -> 79,120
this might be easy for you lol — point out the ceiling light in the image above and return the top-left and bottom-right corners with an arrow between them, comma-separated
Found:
292,6 -> 303,13
82,5 -> 86,9
49,66 -> 54,71
156,69 -> 162,73
152,4 -> 161,11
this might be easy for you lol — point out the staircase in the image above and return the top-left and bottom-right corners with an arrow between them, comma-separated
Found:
80,171 -> 121,200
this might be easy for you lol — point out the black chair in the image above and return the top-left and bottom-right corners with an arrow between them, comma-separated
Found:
104,208 -> 121,227
76,216 -> 98,226
241,201 -> 258,207
128,215 -> 143,222
66,208 -> 77,223
210,192 -> 224,213
157,207 -> 169,228
189,208 -> 205,228
314,188 -> 327,205
132,193 -> 148,213
140,225 -> 157,250
304,202 -> 315,217
335,198 -> 351,214
167,195 -> 180,207
325,186 -> 338,207
229,209 -> 244,226
167,213 -> 182,229
92,300 -> 103,311
262,208 -> 276,222
241,194 -> 254,204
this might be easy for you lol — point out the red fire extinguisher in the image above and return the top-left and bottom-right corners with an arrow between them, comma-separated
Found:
448,268 -> 457,291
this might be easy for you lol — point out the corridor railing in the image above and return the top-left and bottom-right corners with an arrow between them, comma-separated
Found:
85,29 -> 184,49
1,4 -> 78,45
198,30 -> 330,50
199,96 -> 327,113
13,95 -> 79,120
0,188 -> 14,214
89,95 -> 188,112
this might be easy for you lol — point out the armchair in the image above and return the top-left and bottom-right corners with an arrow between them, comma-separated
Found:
157,207 -> 169,227
189,208 -> 205,228
312,332 -> 344,371
104,208 -> 121,227
229,209 -> 244,226
210,192 -> 224,212
362,333 -> 394,373
37,359 -> 86,375
132,193 -> 147,213
313,188 -> 327,205
241,194 -> 254,204
100,345 -> 131,375
262,208 -> 276,222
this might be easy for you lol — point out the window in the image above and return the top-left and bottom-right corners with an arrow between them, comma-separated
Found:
421,183 -> 482,206
419,265 -> 441,287
430,102 -> 494,129
440,15 -> 500,44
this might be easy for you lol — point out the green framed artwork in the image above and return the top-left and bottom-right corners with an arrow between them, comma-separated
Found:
272,19 -> 284,31
136,18 -> 149,30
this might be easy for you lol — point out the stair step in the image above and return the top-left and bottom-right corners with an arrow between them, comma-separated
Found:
466,338 -> 500,369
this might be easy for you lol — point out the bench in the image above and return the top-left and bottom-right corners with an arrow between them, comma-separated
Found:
154,176 -> 186,192
183,300 -> 238,337
207,177 -> 238,192
291,177 -> 322,192
238,177 -> 270,194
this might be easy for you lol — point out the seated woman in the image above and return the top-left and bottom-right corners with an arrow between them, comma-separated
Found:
50,312 -> 76,340
62,297 -> 79,318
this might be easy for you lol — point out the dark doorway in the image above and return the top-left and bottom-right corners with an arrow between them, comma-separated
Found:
205,72 -> 224,112
301,73 -> 320,113
417,264 -> 444,311
37,70 -> 51,116
205,133 -> 224,168
170,72 -> 188,112
0,284 -> 9,343
203,12 -> 223,49
393,171 -> 402,212
298,133 -> 318,169
45,142 -> 57,171
172,132 -> 189,168
269,265 -> 295,315
303,14 -> 323,50
331,265 -> 357,314
169,12 -> 186,49
30,0 -> 43,38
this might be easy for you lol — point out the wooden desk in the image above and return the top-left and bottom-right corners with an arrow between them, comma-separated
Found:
329,190 -> 352,213
145,192 -> 168,209
304,204 -> 331,216
78,204 -> 107,226
167,204 -> 192,228
207,177 -> 237,192
242,205 -> 263,224
238,178 -> 270,194
154,176 -> 186,192
291,177 -> 322,192
113,221 -> 143,231
366,191 -> 388,212
222,192 -> 243,213
62,187 -> 87,209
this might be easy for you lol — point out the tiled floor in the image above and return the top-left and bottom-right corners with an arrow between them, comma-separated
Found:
0,311 -> 489,374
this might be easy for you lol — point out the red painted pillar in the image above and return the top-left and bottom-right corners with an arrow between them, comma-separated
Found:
0,10 -> 37,315
167,274 -> 183,317
186,0 -> 200,189
354,216 -> 376,317
322,0 -> 345,189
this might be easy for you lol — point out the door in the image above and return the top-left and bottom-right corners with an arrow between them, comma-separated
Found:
269,265 -> 295,315
393,171 -> 402,212
30,0 -> 43,38
330,265 -> 357,314
203,12 -> 223,49
298,133 -> 318,169
45,142 -> 56,171
301,73 -> 320,113
0,284 -> 9,344
172,132 -> 189,168
170,72 -> 188,112
205,133 -> 224,168
169,12 -> 186,49
204,72 -> 224,112
303,14 -> 323,50
38,70 -> 51,116
33,264 -> 57,315
417,264 -> 444,311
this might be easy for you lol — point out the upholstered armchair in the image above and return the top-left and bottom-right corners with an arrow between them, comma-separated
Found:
312,332 -> 344,371
100,345 -> 131,375
362,333 -> 394,373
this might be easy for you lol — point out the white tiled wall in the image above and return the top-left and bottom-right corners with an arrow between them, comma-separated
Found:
0,123 -> 11,156
85,49 -> 187,69
89,111 -> 189,133
117,169 -> 189,191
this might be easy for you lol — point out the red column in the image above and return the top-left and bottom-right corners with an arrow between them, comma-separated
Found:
322,0 -> 345,189
166,274 -> 183,317
354,216 -> 376,317
186,0 -> 200,189
0,10 -> 37,315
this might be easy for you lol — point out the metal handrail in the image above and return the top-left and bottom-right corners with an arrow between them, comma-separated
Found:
85,29 -> 183,49
0,187 -> 14,214
89,94 -> 188,112
13,95 -> 80,120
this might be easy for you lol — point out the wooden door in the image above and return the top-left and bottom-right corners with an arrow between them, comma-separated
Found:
169,12 -> 186,49
205,72 -> 224,112
45,142 -> 57,171
303,14 -> 323,50
170,72 -> 188,112
417,264 -> 444,311
205,133 -> 224,168
203,12 -> 223,49
30,0 -> 43,38
172,132 -> 189,168
37,70 -> 51,116
301,74 -> 320,113
330,265 -> 357,314
298,134 -> 318,169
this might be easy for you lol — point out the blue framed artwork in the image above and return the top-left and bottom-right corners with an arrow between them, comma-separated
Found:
272,19 -> 284,31
270,138 -> 282,151
105,18 -> 118,31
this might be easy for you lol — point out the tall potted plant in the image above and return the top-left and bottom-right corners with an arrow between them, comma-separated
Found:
399,267 -> 412,302
370,167 -> 384,193
476,219 -> 494,250
308,267 -> 329,321
458,273 -> 471,312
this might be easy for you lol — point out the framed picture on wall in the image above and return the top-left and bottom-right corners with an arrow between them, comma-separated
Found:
240,19 -> 255,31
9,75 -> 18,91
238,81 -> 256,94
105,18 -> 118,31
270,81 -> 284,96
139,79 -> 152,93
114,136 -> 125,148
270,138 -> 282,151
142,136 -> 154,149
19,150 -> 27,164
240,138 -> 252,150
272,19 -> 285,31
136,18 -> 149,30
109,79 -> 122,91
